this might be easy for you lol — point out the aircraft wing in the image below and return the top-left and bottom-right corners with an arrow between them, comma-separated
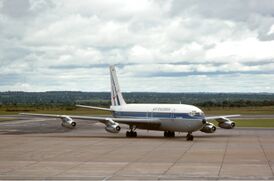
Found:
205,115 -> 240,122
20,113 -> 161,126
70,115 -> 161,126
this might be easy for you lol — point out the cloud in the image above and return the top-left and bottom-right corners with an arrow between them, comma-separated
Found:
1,0 -> 30,18
0,0 -> 274,92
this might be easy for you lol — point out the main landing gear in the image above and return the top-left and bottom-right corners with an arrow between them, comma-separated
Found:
126,125 -> 137,137
126,131 -> 137,137
186,133 -> 194,141
164,131 -> 175,138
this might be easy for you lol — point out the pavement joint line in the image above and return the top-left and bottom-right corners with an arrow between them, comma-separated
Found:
217,136 -> 229,177
0,176 -> 109,180
5,137 -> 104,177
257,135 -> 274,176
107,138 -> 169,180
0,175 -> 274,180
86,137 -> 135,162
103,175 -> 112,181
52,139 -> 114,177
0,119 -> 48,125
160,141 -> 194,178
159,175 -> 274,180
3,160 -> 40,175
52,137 -> 133,177
1,118 -> 274,180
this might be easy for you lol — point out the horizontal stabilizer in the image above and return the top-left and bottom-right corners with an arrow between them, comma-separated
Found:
76,105 -> 112,111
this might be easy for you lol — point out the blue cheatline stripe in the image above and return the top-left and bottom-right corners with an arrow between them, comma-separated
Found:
113,111 -> 204,119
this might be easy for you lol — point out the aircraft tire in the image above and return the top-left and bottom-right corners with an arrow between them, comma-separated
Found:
164,131 -> 175,137
186,133 -> 194,141
126,131 -> 137,137
126,131 -> 129,137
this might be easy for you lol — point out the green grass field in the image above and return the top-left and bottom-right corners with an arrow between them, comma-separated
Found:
0,107 -> 110,116
0,118 -> 17,122
212,119 -> 274,128
203,106 -> 274,115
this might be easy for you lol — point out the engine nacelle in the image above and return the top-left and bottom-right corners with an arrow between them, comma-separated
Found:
218,121 -> 235,129
61,116 -> 76,129
104,118 -> 121,133
200,122 -> 216,133
105,124 -> 121,133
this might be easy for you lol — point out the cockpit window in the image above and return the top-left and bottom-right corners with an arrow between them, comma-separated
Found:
188,111 -> 196,117
188,111 -> 204,117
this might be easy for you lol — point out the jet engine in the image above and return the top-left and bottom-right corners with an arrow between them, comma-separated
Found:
200,122 -> 216,133
218,121 -> 235,129
216,117 -> 235,129
105,124 -> 121,133
61,116 -> 76,129
104,118 -> 121,133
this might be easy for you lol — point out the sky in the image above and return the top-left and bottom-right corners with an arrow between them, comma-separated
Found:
0,0 -> 274,92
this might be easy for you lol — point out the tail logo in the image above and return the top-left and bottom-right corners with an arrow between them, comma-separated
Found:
110,66 -> 126,106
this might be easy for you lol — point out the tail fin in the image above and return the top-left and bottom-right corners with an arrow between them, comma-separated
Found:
110,65 -> 126,106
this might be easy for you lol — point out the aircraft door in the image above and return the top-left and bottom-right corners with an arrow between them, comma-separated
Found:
147,111 -> 153,118
171,108 -> 176,120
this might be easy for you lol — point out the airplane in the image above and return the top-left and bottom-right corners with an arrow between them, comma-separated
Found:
21,65 -> 240,141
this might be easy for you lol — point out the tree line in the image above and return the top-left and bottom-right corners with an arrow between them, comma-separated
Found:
0,91 -> 273,108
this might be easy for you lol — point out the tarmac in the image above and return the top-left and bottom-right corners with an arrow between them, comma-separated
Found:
0,116 -> 274,180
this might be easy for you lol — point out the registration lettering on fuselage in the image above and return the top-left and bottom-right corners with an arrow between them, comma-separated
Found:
152,107 -> 171,112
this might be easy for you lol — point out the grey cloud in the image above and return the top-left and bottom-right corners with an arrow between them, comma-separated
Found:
0,74 -> 25,85
241,59 -> 274,66
50,64 -> 110,69
1,0 -> 30,18
140,70 -> 274,78
0,46 -> 31,65
0,0 -> 55,18
170,0 -> 274,41
122,64 -> 274,78
166,62 -> 226,66
170,0 -> 274,21
1,0 -> 274,92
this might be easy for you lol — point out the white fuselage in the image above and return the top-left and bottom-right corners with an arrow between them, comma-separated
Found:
111,104 -> 205,132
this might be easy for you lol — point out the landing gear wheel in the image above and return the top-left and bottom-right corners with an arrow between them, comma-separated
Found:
126,131 -> 137,137
186,133 -> 194,141
164,131 -> 175,138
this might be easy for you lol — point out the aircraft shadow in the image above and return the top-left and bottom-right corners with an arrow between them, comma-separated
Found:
0,127 -> 73,135
34,134 -> 234,140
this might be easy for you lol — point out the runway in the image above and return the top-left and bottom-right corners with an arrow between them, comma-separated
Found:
0,116 -> 274,180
